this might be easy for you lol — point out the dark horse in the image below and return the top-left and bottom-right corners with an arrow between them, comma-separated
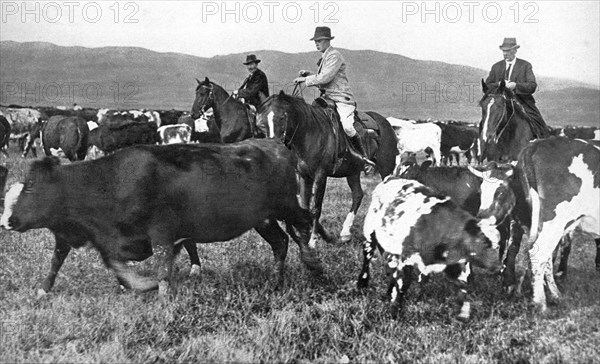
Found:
257,91 -> 398,247
478,79 -> 538,163
478,79 -> 550,293
191,77 -> 258,143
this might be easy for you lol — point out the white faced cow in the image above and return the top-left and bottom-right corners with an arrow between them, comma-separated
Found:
387,117 -> 442,167
357,177 -> 502,321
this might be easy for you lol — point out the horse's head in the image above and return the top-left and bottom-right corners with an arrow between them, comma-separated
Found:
478,79 -> 518,158
192,77 -> 222,119
257,90 -> 298,142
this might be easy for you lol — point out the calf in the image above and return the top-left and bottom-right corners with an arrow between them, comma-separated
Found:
1,140 -> 322,296
42,116 -> 90,161
158,124 -> 192,144
437,122 -> 479,165
388,117 -> 442,166
357,177 -> 502,321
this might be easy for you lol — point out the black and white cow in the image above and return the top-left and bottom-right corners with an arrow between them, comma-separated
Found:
1,140 -> 322,296
511,137 -> 599,311
357,177 -> 502,321
436,122 -> 479,165
157,124 -> 192,144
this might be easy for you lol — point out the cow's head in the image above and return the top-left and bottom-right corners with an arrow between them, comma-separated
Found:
461,219 -> 503,272
1,157 -> 62,232
468,162 -> 516,226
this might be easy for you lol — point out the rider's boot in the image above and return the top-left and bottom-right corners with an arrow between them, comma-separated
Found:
349,134 -> 376,168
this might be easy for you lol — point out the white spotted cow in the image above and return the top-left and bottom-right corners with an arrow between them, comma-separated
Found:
357,177 -> 502,321
158,124 -> 192,145
513,137 -> 599,311
387,117 -> 442,168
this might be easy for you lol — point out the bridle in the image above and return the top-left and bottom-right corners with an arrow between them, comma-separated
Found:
281,111 -> 300,147
485,93 -> 516,143
193,83 -> 233,117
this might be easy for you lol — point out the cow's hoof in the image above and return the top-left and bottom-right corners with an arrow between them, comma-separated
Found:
189,265 -> 201,277
340,234 -> 352,243
356,276 -> 369,289
532,301 -> 547,313
36,288 -> 48,299
456,302 -> 471,322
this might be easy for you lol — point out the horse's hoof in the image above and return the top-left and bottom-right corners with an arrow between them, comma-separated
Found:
189,265 -> 201,277
340,234 -> 352,243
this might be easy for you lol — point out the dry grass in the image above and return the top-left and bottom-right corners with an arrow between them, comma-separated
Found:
1,144 -> 599,363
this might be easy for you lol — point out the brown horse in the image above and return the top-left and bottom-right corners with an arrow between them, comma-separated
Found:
257,91 -> 398,247
191,77 -> 258,143
478,79 -> 538,163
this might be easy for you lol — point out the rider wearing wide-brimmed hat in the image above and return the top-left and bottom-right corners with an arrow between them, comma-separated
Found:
234,54 -> 269,109
294,26 -> 375,166
485,37 -> 549,138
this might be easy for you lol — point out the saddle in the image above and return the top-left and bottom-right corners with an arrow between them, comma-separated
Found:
312,97 -> 380,172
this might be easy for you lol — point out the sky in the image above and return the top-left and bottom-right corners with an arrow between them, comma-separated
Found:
1,0 -> 599,87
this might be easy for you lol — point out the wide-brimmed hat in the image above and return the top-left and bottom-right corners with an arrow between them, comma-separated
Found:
499,38 -> 520,50
310,26 -> 334,41
243,54 -> 261,65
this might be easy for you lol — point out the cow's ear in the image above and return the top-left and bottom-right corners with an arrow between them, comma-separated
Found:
481,79 -> 487,93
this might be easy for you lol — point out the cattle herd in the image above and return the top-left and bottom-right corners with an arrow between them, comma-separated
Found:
0,102 -> 599,322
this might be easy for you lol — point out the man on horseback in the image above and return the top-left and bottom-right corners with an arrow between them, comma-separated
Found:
293,26 -> 375,167
234,54 -> 270,109
485,38 -> 549,138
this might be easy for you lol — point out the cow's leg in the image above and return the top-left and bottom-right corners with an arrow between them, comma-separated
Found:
554,234 -> 571,278
595,238 -> 600,271
543,256 -> 561,304
285,207 -> 323,273
530,222 -> 565,311
38,236 -> 72,296
255,219 -> 289,289
455,263 -> 472,322
389,261 -> 413,319
503,219 -> 523,294
22,133 -> 34,158
183,241 -> 201,277
147,222 -> 176,296
341,173 -> 363,243
357,236 -> 377,288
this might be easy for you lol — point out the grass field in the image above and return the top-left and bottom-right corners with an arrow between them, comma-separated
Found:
1,144 -> 599,363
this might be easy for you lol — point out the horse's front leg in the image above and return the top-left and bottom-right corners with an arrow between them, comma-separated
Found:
340,172 -> 363,242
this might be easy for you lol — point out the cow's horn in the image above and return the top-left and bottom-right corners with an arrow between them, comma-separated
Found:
468,165 -> 485,178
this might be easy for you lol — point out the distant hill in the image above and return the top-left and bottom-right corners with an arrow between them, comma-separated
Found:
1,41 -> 598,127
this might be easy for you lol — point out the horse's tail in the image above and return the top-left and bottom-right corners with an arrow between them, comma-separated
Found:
366,111 -> 398,179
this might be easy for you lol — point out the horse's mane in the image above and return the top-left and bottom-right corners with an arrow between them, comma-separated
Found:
479,84 -> 532,125
263,92 -> 328,130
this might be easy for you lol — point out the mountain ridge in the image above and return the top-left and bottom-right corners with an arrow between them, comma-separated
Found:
1,41 -> 598,126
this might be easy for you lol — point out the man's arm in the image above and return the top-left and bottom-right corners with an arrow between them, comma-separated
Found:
238,72 -> 268,99
484,63 -> 501,90
305,52 -> 342,87
514,61 -> 537,95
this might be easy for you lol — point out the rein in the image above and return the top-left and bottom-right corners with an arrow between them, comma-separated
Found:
486,93 -> 516,143
197,84 -> 233,115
